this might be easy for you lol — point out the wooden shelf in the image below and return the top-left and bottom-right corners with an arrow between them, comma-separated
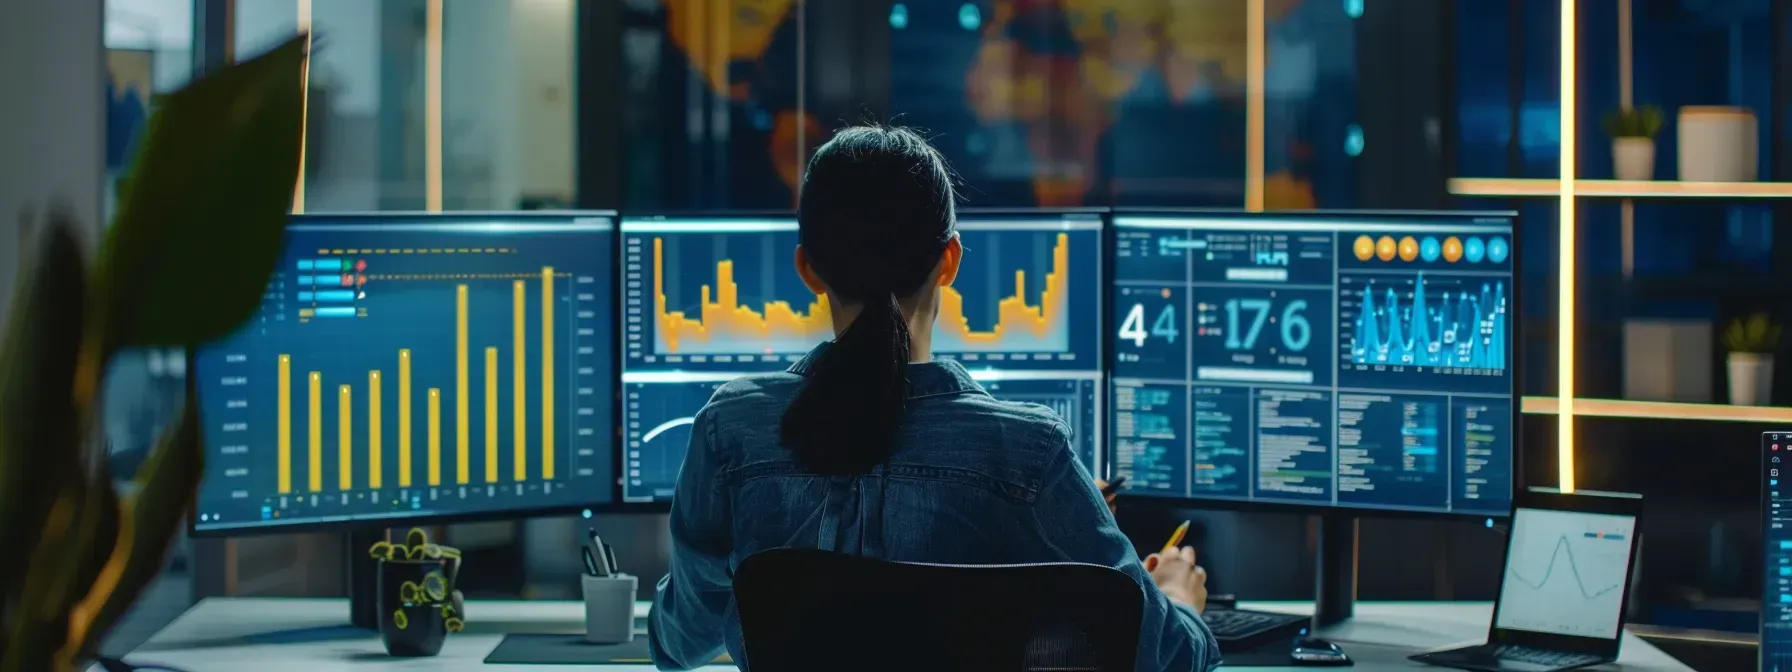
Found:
1521,396 -> 1792,423
1450,178 -> 1792,199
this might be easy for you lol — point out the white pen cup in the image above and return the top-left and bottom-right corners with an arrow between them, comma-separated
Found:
582,573 -> 638,644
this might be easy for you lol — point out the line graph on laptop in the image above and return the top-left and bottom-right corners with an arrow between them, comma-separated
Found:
1494,509 -> 1634,639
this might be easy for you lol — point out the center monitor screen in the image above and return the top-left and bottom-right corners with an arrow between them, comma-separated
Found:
620,211 -> 1104,503
1107,212 -> 1515,515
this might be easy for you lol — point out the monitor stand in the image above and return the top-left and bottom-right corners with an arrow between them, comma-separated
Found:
347,528 -> 390,629
1313,514 -> 1357,627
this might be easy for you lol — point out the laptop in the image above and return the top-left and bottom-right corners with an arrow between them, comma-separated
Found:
1411,489 -> 1642,672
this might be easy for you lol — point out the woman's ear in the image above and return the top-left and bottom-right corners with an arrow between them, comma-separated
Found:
937,235 -> 962,287
794,245 -> 829,295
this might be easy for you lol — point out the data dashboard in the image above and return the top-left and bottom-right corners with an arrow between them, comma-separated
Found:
620,212 -> 1104,503
192,214 -> 616,532
1764,432 -> 1792,671
1108,212 -> 1514,515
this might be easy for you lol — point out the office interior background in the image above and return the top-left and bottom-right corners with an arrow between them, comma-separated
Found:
26,0 -> 1785,659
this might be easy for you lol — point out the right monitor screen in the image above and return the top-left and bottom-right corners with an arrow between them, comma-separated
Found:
1108,212 -> 1515,515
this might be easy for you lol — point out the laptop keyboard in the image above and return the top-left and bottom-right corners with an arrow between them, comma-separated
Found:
1490,645 -> 1601,668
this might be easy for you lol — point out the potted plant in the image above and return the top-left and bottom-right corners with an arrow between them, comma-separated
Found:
1723,312 -> 1781,406
0,35 -> 307,672
1604,105 -> 1663,181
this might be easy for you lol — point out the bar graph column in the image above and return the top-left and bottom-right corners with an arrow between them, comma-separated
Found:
428,388 -> 441,486
456,284 -> 469,485
398,350 -> 412,487
369,371 -> 382,489
542,267 -> 555,480
485,346 -> 499,484
338,384 -> 352,491
278,355 -> 291,494
513,280 -> 526,482
308,372 -> 322,492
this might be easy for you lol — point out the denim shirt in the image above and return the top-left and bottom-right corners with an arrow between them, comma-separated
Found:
649,344 -> 1221,671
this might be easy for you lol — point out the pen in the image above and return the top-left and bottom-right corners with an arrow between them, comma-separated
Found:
602,542 -> 619,575
1162,520 -> 1191,553
1100,476 -> 1127,497
581,546 -> 602,577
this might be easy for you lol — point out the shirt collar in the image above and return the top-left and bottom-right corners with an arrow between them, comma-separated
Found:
788,342 -> 986,401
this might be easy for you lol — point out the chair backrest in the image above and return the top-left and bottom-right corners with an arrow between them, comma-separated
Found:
733,547 -> 1143,672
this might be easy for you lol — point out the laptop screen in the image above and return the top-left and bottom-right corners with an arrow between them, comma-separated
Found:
1493,507 -> 1637,639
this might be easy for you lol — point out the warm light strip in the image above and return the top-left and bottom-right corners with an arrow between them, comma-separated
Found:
1617,0 -> 1634,278
1557,0 -> 1577,493
293,0 -> 312,214
424,0 -> 444,212
1521,396 -> 1792,423
1449,177 -> 1792,198
1244,0 -> 1266,212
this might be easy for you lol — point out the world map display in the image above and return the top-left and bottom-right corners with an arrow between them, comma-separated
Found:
656,0 -> 1322,209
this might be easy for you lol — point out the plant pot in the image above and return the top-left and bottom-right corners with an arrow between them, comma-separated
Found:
1679,106 -> 1758,182
1727,352 -> 1774,406
378,559 -> 451,657
1612,137 -> 1655,181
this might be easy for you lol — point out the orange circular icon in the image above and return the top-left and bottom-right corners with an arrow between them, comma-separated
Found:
1352,235 -> 1375,261
1160,288 -> 1172,299
1397,236 -> 1419,262
1442,236 -> 1464,262
1375,236 -> 1397,261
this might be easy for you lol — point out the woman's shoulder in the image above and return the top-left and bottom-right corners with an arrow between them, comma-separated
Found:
696,371 -> 807,420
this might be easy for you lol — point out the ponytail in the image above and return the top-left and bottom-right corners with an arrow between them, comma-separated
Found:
780,293 -> 911,475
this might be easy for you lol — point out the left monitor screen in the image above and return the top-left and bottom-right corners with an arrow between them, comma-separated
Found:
193,213 -> 616,533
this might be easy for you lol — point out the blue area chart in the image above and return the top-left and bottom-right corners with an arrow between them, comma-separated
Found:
1348,272 -> 1508,370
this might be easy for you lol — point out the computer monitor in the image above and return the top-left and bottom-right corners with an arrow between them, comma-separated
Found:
191,212 -> 617,534
619,209 -> 1105,504
1106,210 -> 1517,517
1763,432 -> 1791,671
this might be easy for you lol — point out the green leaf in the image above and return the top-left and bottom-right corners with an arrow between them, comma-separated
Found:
0,215 -> 89,658
69,400 -> 203,660
97,34 -> 308,349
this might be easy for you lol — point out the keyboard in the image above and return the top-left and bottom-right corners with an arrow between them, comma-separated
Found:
1411,643 -> 1605,671
1199,607 -> 1310,653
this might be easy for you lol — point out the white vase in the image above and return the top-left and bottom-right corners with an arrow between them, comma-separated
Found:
1612,138 -> 1655,181
1678,106 -> 1758,182
1727,352 -> 1774,406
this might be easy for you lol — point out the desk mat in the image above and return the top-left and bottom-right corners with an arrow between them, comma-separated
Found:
484,634 -> 732,666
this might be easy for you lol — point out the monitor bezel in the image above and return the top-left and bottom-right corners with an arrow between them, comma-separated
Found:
612,207 -> 1112,512
1485,488 -> 1643,659
1102,208 -> 1523,520
187,210 -> 624,538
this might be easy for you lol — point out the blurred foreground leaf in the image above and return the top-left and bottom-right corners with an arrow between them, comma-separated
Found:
98,34 -> 308,348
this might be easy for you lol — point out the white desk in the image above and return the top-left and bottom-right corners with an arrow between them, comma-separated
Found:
105,598 -> 1694,671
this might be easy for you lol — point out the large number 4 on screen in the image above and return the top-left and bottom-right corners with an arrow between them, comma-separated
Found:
1119,304 -> 1179,347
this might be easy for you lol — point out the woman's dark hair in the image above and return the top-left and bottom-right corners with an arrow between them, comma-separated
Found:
780,125 -> 957,475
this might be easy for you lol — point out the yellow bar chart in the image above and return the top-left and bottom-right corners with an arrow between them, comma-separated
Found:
266,266 -> 571,499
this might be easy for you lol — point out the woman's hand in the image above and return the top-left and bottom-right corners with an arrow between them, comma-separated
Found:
1144,546 -> 1209,613
1094,479 -> 1118,515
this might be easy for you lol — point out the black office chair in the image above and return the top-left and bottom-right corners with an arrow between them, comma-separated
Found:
733,547 -> 1143,672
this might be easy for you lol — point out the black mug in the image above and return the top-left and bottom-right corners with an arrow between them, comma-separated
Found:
378,558 -> 451,657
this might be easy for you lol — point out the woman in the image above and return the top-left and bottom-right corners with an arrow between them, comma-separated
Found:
648,126 -> 1221,671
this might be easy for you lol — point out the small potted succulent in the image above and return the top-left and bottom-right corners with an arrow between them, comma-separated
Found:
1723,312 -> 1781,406
1603,105 -> 1663,181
